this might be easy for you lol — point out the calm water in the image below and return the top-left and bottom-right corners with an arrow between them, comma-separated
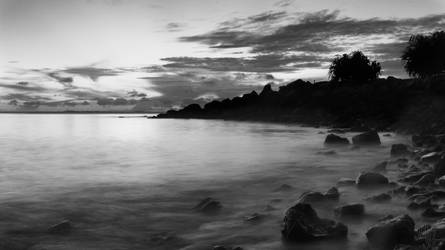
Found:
0,114 -> 417,250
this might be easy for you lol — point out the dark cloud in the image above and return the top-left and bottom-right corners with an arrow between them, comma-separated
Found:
2,93 -> 51,102
47,72 -> 74,87
166,22 -> 186,32
127,90 -> 147,98
17,81 -> 29,86
0,83 -> 47,91
96,97 -> 140,106
61,66 -> 120,81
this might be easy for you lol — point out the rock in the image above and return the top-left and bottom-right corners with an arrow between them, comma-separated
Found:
373,161 -> 388,172
405,186 -> 426,196
324,134 -> 350,145
407,196 -> 432,210
421,152 -> 442,163
298,192 -> 326,203
400,171 -> 432,183
352,131 -> 381,146
413,174 -> 435,186
422,208 -> 445,218
334,204 -> 365,217
391,144 -> 411,157
438,176 -> 445,186
213,246 -> 227,250
356,172 -> 389,187
244,213 -> 265,222
366,193 -> 392,202
434,156 -> 445,177
325,187 -> 340,200
412,134 -> 437,147
193,197 -> 222,214
316,150 -> 337,155
281,203 -> 348,241
274,184 -> 293,192
47,220 -> 71,235
393,245 -> 424,250
337,178 -> 356,186
420,219 -> 445,248
366,215 -> 415,249
378,215 -> 394,222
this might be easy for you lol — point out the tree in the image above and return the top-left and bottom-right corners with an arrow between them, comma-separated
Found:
402,31 -> 445,78
329,51 -> 381,82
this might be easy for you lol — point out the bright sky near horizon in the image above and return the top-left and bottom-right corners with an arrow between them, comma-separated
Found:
1,0 -> 445,112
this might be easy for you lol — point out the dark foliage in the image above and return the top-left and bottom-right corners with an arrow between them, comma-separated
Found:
402,31 -> 445,78
328,51 -> 381,82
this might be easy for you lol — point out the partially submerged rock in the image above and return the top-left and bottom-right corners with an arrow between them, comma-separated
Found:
281,203 -> 348,242
324,187 -> 340,200
334,203 -> 365,217
299,187 -> 340,203
194,197 -> 222,214
391,144 -> 411,157
356,172 -> 389,187
366,215 -> 415,249
413,173 -> 435,186
324,134 -> 350,145
337,178 -> 356,186
366,193 -> 392,202
47,220 -> 71,235
274,184 -> 293,192
352,131 -> 381,146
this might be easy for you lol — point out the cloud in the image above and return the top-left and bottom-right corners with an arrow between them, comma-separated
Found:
61,66 -> 120,81
0,82 -> 47,92
47,72 -> 74,87
166,22 -> 186,32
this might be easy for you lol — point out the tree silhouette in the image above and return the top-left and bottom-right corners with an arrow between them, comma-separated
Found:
329,51 -> 381,82
402,31 -> 445,78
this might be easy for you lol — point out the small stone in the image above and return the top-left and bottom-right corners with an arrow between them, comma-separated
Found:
334,204 -> 365,217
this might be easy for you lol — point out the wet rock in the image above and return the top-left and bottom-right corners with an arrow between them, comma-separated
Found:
422,208 -> 445,218
434,156 -> 445,177
352,130 -> 381,146
334,204 -> 365,217
373,161 -> 388,172
413,174 -> 435,186
47,220 -> 71,235
405,186 -> 426,196
337,178 -> 356,186
421,152 -> 442,163
324,134 -> 350,145
412,134 -> 437,147
391,144 -> 411,157
366,214 -> 415,249
274,184 -> 293,192
194,197 -> 222,214
325,187 -> 340,200
400,171 -> 432,183
356,172 -> 389,187
327,128 -> 348,134
281,203 -> 348,241
420,219 -> 445,248
366,193 -> 392,202
407,196 -> 432,210
298,192 -> 326,203
438,176 -> 445,186
378,215 -> 394,222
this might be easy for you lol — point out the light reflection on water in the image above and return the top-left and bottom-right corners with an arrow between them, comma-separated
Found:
0,114 -> 414,249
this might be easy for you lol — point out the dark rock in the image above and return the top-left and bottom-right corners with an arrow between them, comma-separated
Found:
412,134 -> 437,147
438,176 -> 445,186
400,171 -> 432,183
194,197 -> 222,214
325,187 -> 340,200
337,178 -> 356,186
334,204 -> 365,217
373,161 -> 388,172
316,150 -> 337,155
413,174 -> 435,186
405,186 -> 426,196
356,172 -> 389,187
281,203 -> 348,242
366,193 -> 392,202
434,156 -> 445,177
419,219 -> 445,248
352,131 -> 381,146
298,192 -> 326,203
422,208 -> 445,218
274,184 -> 293,192
391,144 -> 411,157
366,215 -> 415,249
421,152 -> 442,163
47,220 -> 71,235
378,215 -> 394,222
213,246 -> 227,250
407,196 -> 432,210
324,134 -> 350,145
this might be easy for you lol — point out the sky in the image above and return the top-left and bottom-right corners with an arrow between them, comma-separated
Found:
1,0 -> 444,112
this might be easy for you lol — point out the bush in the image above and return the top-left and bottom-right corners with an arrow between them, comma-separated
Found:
329,51 -> 381,83
402,31 -> 445,78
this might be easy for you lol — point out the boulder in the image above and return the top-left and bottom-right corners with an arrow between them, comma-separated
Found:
324,134 -> 350,145
334,204 -> 365,217
47,220 -> 71,235
356,172 -> 389,187
391,144 -> 410,157
366,193 -> 392,202
193,197 -> 222,214
366,215 -> 415,249
373,161 -> 388,172
352,131 -> 381,146
325,187 -> 340,200
298,192 -> 326,203
281,203 -> 348,241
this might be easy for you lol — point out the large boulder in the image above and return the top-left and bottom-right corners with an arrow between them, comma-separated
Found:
324,134 -> 350,145
356,172 -> 389,187
352,131 -> 381,146
281,203 -> 348,241
391,144 -> 411,157
366,214 -> 415,249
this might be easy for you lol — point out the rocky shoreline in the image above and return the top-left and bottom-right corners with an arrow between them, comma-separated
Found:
203,131 -> 445,250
